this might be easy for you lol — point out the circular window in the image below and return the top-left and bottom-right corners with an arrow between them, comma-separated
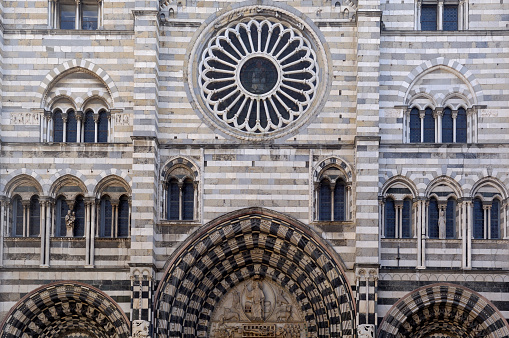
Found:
198,18 -> 320,137
239,57 -> 278,95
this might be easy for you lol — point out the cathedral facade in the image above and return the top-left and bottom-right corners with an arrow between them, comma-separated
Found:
0,0 -> 508,337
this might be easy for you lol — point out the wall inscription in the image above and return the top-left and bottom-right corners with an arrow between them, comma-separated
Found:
210,278 -> 307,337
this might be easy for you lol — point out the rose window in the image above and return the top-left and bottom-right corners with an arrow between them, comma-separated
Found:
199,19 -> 319,134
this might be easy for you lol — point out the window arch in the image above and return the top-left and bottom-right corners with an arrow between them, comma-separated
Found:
73,195 -> 85,237
97,110 -> 108,142
409,107 -> 420,143
100,196 -> 113,238
423,107 -> 435,143
319,179 -> 332,221
473,197 -> 484,239
402,198 -> 412,238
167,178 -> 180,221
384,198 -> 396,238
442,107 -> 453,143
446,197 -> 456,239
84,110 -> 95,143
66,110 -> 78,142
118,195 -> 130,237
53,109 -> 64,142
29,196 -> 41,237
11,196 -> 23,237
428,197 -> 439,238
456,107 -> 467,143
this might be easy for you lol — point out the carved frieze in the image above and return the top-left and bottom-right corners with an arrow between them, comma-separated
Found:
210,278 -> 306,338
10,112 -> 41,125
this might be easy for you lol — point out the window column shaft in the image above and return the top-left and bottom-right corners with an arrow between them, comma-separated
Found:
419,111 -> 424,142
90,201 -> 96,266
416,200 -> 422,268
331,186 -> 335,221
45,201 -> 51,266
422,201 -> 427,268
63,119 -> 67,143
23,202 -> 28,237
85,201 -> 90,265
179,186 -> 183,220
458,1 -> 464,29
437,1 -> 444,30
461,202 -> 467,267
467,201 -> 472,268
75,0 -> 80,30
0,201 -> 4,267
107,114 -> 111,142
40,201 -> 46,266
380,200 -> 385,237
94,118 -> 98,143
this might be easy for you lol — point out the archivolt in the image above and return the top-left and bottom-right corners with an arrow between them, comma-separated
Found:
378,283 -> 509,338
0,281 -> 130,338
154,207 -> 356,337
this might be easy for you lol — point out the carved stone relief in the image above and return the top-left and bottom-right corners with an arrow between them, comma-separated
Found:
10,112 -> 41,125
210,278 -> 306,338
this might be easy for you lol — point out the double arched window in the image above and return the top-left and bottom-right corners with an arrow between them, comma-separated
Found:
318,179 -> 346,221
409,107 -> 468,144
314,162 -> 352,222
99,195 -> 130,238
384,197 -> 412,238
473,197 -> 501,239
166,178 -> 195,221
10,194 -> 41,237
161,159 -> 199,222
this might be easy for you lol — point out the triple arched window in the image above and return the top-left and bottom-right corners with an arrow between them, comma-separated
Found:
409,107 -> 468,143
52,108 -> 109,143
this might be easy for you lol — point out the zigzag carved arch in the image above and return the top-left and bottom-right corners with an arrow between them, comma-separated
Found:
0,281 -> 130,338
154,207 -> 356,337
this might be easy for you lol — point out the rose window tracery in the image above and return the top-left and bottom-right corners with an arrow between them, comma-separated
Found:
199,18 -> 319,135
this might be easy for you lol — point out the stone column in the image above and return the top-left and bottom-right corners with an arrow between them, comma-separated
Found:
112,200 -> 119,237
178,182 -> 183,221
415,0 -> 421,30
484,204 -> 491,239
0,198 -> 5,267
22,200 -> 30,237
452,109 -> 458,142
355,267 -> 378,328
62,113 -> 68,143
93,113 -> 99,142
90,199 -> 96,266
435,108 -> 443,143
467,108 -> 475,142
48,0 -> 54,28
40,199 -> 46,266
85,200 -> 91,266
131,272 -> 154,336
466,199 -> 473,269
437,0 -> 444,30
45,111 -> 52,142
76,111 -> 83,143
395,201 -> 403,238
75,0 -> 81,30
458,0 -> 464,29
107,112 -> 111,142
419,110 -> 425,142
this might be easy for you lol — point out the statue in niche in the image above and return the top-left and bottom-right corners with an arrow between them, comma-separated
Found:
438,207 -> 446,239
65,210 -> 75,237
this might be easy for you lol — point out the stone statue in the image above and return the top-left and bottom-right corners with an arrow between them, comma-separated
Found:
65,210 -> 75,237
438,207 -> 446,239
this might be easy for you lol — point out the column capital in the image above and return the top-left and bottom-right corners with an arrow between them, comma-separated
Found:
467,107 -> 476,116
76,111 -> 84,121
93,113 -> 100,122
419,110 -> 426,119
451,110 -> 458,118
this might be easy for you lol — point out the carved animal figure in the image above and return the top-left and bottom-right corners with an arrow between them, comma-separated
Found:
220,307 -> 240,324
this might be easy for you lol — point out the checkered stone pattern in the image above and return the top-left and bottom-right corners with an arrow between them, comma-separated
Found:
0,282 -> 130,338
155,211 -> 356,338
378,283 -> 509,338
131,274 -> 153,323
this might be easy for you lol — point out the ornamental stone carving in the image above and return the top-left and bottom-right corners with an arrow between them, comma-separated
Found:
186,5 -> 331,141
210,278 -> 306,337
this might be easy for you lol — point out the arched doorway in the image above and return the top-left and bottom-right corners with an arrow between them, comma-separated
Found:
0,281 -> 130,337
378,283 -> 509,338
154,208 -> 356,337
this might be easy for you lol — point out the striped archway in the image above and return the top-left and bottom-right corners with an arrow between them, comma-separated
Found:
0,281 -> 130,338
154,207 -> 356,337
378,283 -> 509,338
